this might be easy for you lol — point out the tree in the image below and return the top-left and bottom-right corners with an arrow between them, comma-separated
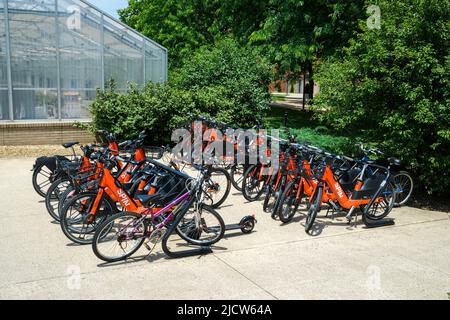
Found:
119,0 -> 365,76
247,0 -> 365,80
313,0 -> 450,195
85,39 -> 273,143
119,0 -> 221,67
172,38 -> 273,127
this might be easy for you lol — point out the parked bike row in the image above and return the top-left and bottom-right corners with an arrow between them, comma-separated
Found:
197,115 -> 413,232
31,116 -> 413,263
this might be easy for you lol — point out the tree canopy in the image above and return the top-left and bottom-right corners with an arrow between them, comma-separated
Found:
313,0 -> 450,194
119,0 -> 365,72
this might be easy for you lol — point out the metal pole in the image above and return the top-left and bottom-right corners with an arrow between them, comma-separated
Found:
164,49 -> 168,82
142,39 -> 146,85
4,0 -> 14,121
55,0 -> 62,121
100,12 -> 105,89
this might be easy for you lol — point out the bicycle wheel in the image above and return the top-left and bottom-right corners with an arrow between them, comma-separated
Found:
60,192 -> 116,245
271,176 -> 287,219
362,182 -> 396,220
262,173 -> 277,212
32,163 -> 54,198
278,181 -> 301,223
305,186 -> 323,233
230,164 -> 245,191
176,204 -> 225,246
242,165 -> 265,202
45,178 -> 71,222
203,167 -> 231,208
58,186 -> 77,219
92,211 -> 148,263
393,171 -> 413,206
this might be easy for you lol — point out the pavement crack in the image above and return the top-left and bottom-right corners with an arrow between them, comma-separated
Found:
213,254 -> 279,300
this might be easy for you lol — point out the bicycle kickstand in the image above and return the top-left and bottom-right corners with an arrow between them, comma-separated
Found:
346,206 -> 357,228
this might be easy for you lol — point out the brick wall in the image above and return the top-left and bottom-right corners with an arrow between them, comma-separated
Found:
0,122 -> 96,146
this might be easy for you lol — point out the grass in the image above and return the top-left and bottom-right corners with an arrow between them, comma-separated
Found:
270,94 -> 287,102
264,106 -> 354,154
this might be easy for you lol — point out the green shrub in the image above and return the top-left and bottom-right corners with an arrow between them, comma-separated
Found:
172,38 -> 273,127
83,81 -> 188,144
312,0 -> 450,195
85,39 -> 272,144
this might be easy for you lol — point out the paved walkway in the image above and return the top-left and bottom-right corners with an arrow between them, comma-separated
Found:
0,158 -> 449,300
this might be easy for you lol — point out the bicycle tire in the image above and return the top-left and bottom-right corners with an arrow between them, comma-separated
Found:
262,173 -> 277,212
205,167 -> 231,208
361,182 -> 396,220
242,165 -> 266,202
45,178 -> 71,222
60,192 -> 117,245
393,171 -> 413,206
305,186 -> 323,233
278,181 -> 300,223
271,176 -> 287,219
176,204 -> 225,246
32,163 -> 54,198
92,211 -> 148,263
230,164 -> 245,191
58,186 -> 77,219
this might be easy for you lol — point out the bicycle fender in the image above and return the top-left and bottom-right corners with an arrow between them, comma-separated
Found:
34,156 -> 57,172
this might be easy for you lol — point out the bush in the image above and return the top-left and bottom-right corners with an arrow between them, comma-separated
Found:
172,38 -> 273,127
84,39 -> 272,144
312,0 -> 450,195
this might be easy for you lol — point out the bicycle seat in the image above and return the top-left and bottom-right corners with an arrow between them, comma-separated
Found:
62,142 -> 79,149
136,194 -> 163,207
388,157 -> 403,167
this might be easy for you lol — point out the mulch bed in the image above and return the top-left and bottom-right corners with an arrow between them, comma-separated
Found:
409,194 -> 450,213
0,145 -> 82,159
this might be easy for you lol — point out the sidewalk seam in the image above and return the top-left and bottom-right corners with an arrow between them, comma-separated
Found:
213,254 -> 279,300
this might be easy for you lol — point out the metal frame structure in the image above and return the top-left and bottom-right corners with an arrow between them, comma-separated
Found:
0,0 -> 168,121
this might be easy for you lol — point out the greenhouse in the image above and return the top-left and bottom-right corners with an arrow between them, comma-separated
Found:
0,0 -> 168,121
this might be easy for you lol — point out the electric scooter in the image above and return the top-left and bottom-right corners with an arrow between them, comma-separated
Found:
225,215 -> 257,234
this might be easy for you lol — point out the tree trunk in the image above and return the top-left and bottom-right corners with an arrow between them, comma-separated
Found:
308,63 -> 314,102
302,73 -> 306,111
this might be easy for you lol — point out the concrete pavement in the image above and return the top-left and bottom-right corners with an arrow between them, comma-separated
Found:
0,158 -> 449,300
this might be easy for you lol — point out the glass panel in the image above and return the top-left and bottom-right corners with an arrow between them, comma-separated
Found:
61,89 -> 93,119
8,0 -> 57,90
145,51 -> 160,83
144,41 -> 165,83
0,1 -> 7,88
104,15 -> 143,89
58,0 -> 102,90
0,89 -> 9,120
12,89 -> 58,120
